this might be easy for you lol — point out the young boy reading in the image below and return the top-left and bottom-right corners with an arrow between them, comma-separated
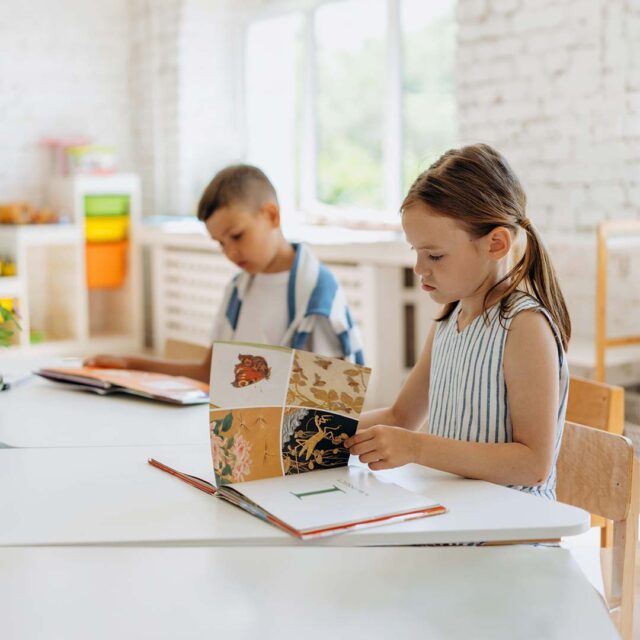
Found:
85,165 -> 364,382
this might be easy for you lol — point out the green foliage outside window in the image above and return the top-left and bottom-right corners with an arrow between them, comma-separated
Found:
315,2 -> 456,211
316,36 -> 385,209
403,5 -> 457,192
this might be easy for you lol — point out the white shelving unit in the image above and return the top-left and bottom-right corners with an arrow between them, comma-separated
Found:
0,174 -> 143,357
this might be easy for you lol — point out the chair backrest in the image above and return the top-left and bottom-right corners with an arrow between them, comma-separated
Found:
557,421 -> 639,639
567,376 -> 625,435
557,421 -> 634,521
164,338 -> 209,362
595,220 -> 640,381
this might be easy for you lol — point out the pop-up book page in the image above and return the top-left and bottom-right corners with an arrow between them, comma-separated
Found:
209,341 -> 371,486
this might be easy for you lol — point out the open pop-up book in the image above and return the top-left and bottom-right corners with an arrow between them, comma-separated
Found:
150,341 -> 446,539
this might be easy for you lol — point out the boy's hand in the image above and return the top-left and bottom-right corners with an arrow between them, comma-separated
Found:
83,354 -> 130,369
345,425 -> 418,470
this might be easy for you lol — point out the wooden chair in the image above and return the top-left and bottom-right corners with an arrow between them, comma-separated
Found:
594,220 -> 640,382
567,376 -> 625,435
567,375 -> 625,548
164,338 -> 209,362
557,421 -> 639,640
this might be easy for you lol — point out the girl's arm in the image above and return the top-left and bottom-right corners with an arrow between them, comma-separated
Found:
84,346 -> 213,383
358,322 -> 436,431
347,310 -> 560,487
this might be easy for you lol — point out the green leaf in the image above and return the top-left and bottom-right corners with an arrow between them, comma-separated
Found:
221,464 -> 232,476
221,412 -> 233,432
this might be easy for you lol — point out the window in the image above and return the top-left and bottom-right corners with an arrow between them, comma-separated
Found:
315,1 -> 386,210
402,0 -> 456,194
245,14 -> 304,218
244,0 -> 457,227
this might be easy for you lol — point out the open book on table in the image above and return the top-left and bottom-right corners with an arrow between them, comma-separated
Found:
149,341 -> 446,540
35,367 -> 209,405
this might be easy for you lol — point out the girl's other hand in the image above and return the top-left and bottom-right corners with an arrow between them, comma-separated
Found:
345,425 -> 418,470
83,354 -> 130,369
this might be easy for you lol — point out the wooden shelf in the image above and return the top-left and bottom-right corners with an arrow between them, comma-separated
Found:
0,224 -> 80,246
0,276 -> 23,297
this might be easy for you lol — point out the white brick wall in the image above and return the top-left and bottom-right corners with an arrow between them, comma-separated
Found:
457,0 -> 640,375
0,0 -> 133,205
457,0 -> 640,233
129,0 -> 243,217
129,0 -> 182,217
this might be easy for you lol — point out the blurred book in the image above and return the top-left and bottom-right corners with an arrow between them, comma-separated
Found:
35,366 -> 208,405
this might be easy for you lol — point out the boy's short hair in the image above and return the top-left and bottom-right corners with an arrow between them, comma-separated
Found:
197,164 -> 278,222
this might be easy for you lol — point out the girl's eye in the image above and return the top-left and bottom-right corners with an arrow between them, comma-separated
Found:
231,232 -> 244,241
429,254 -> 443,262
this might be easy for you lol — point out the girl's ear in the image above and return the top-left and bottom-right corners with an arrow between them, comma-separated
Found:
261,202 -> 281,228
486,226 -> 512,261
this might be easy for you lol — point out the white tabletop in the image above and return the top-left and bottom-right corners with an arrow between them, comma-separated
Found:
0,373 -> 208,448
0,444 -> 589,547
0,545 -> 617,640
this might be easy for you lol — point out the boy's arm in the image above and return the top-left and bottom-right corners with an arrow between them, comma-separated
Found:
358,322 -> 436,431
84,346 -> 213,383
347,311 -> 561,487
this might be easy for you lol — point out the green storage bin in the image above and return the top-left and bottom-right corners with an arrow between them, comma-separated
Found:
84,194 -> 130,217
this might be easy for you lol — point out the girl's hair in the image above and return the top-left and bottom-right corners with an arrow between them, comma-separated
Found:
402,143 -> 571,350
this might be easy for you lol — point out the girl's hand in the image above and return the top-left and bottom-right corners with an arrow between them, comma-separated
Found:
83,354 -> 130,369
345,425 -> 419,470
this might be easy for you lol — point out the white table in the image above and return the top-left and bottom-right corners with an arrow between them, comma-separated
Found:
0,546 -> 617,640
0,373 -> 208,448
0,444 -> 589,546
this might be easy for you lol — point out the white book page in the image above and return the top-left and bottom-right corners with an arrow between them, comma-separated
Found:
227,466 -> 441,533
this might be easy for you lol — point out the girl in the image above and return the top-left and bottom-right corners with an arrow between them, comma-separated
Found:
346,143 -> 570,499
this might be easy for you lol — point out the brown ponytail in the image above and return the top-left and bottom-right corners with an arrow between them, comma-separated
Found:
402,144 -> 571,350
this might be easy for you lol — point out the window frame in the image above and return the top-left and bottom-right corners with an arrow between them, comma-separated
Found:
240,0 -> 455,230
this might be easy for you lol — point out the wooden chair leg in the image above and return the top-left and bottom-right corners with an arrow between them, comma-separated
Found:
601,520 -> 614,548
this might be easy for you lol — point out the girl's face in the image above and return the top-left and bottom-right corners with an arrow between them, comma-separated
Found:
402,202 -> 497,305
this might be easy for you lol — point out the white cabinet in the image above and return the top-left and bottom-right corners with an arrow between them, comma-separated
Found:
0,174 -> 142,356
138,224 -> 440,408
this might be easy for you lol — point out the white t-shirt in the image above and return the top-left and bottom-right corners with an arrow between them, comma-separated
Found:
213,271 -> 343,358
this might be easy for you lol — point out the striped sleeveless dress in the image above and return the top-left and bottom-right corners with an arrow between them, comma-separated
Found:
427,292 -> 569,499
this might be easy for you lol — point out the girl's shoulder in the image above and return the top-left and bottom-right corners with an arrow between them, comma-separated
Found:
502,291 -> 566,361
500,290 -> 543,319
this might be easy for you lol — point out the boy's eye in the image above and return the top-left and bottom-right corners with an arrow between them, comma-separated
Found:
230,232 -> 244,241
429,255 -> 443,262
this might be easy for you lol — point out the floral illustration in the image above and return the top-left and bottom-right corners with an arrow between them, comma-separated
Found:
210,407 -> 282,485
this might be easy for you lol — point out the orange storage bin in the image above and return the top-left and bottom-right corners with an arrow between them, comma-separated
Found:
86,241 -> 127,289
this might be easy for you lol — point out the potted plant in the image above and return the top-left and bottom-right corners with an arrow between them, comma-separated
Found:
0,305 -> 20,390
0,305 -> 19,347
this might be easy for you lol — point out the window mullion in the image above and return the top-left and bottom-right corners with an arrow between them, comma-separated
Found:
300,8 -> 317,212
384,0 -> 403,215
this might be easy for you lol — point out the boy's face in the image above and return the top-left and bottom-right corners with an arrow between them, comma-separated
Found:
205,202 -> 282,274
402,202 -> 499,305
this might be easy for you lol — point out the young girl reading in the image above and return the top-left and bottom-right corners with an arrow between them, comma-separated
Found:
346,143 -> 571,499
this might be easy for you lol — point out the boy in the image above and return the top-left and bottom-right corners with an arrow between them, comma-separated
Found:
85,164 -> 364,382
